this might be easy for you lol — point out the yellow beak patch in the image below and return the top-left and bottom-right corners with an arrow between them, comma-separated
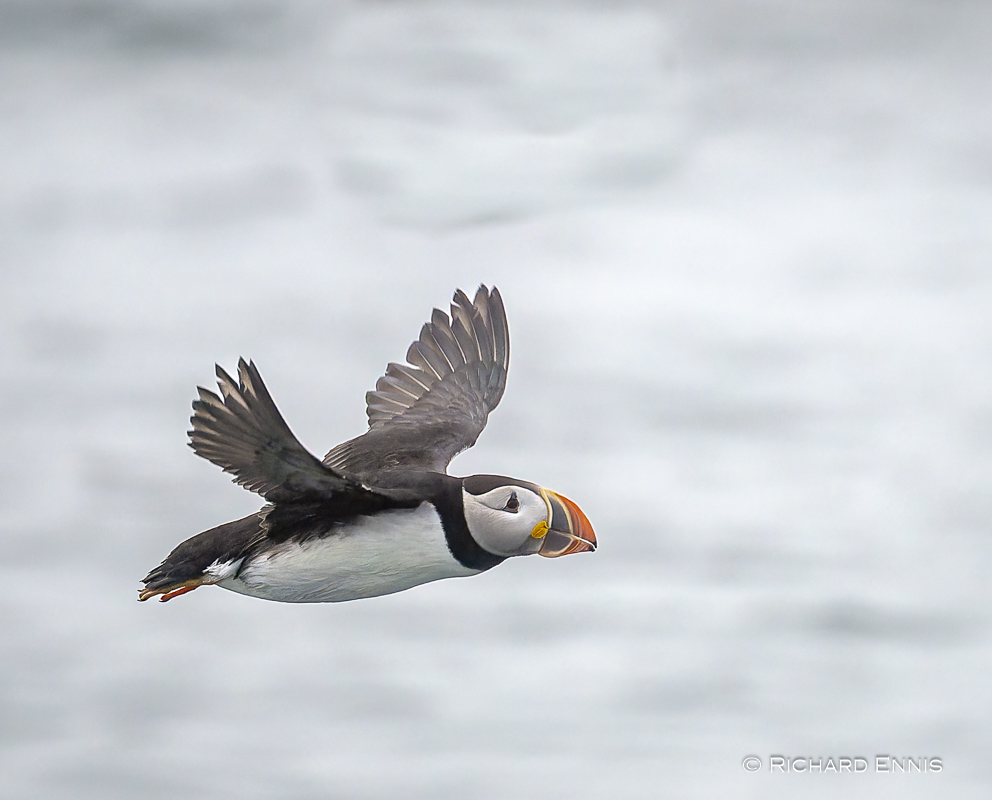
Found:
530,521 -> 549,539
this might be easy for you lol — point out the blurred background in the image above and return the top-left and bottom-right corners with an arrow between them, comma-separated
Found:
1,1 -> 990,798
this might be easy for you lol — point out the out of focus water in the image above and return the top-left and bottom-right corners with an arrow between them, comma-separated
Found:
2,1 -> 990,798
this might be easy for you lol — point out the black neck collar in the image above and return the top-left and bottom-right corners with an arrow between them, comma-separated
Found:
435,479 -> 505,572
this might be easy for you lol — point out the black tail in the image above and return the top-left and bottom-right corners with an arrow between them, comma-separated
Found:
139,513 -> 264,601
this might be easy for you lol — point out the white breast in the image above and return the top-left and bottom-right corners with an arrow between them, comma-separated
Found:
217,502 -> 479,603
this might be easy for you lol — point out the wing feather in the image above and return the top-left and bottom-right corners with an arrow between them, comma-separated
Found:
189,358 -> 398,505
323,285 -> 509,477
416,324 -> 456,377
451,293 -> 482,361
430,309 -> 467,369
405,340 -> 443,380
376,373 -> 421,400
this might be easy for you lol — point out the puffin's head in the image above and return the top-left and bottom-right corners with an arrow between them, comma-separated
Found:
461,475 -> 596,558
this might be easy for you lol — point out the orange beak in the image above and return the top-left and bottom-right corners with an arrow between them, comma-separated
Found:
537,489 -> 597,558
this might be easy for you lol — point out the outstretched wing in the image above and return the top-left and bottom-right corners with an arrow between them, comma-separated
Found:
189,358 -> 401,507
323,285 -> 509,477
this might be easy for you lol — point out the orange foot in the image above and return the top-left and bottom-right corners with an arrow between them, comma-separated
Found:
160,584 -> 199,602
138,580 -> 203,603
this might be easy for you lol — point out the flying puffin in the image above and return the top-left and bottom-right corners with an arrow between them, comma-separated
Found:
139,285 -> 595,604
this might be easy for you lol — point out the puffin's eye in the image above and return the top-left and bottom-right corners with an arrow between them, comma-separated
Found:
504,492 -> 519,512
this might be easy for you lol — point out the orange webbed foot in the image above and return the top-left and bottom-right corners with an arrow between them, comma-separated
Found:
138,579 -> 204,603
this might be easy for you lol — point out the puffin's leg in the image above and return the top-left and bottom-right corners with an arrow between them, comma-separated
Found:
138,578 -> 205,603
159,584 -> 200,602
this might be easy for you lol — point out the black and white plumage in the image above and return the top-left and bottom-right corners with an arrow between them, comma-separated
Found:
139,286 -> 595,604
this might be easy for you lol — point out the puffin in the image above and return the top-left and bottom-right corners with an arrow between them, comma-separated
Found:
139,285 -> 595,604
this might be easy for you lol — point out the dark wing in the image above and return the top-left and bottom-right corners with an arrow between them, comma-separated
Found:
323,285 -> 509,477
189,358 -> 405,507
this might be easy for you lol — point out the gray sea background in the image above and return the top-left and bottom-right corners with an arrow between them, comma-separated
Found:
2,1 -> 990,798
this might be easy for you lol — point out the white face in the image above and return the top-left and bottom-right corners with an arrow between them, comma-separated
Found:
462,483 -> 549,557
